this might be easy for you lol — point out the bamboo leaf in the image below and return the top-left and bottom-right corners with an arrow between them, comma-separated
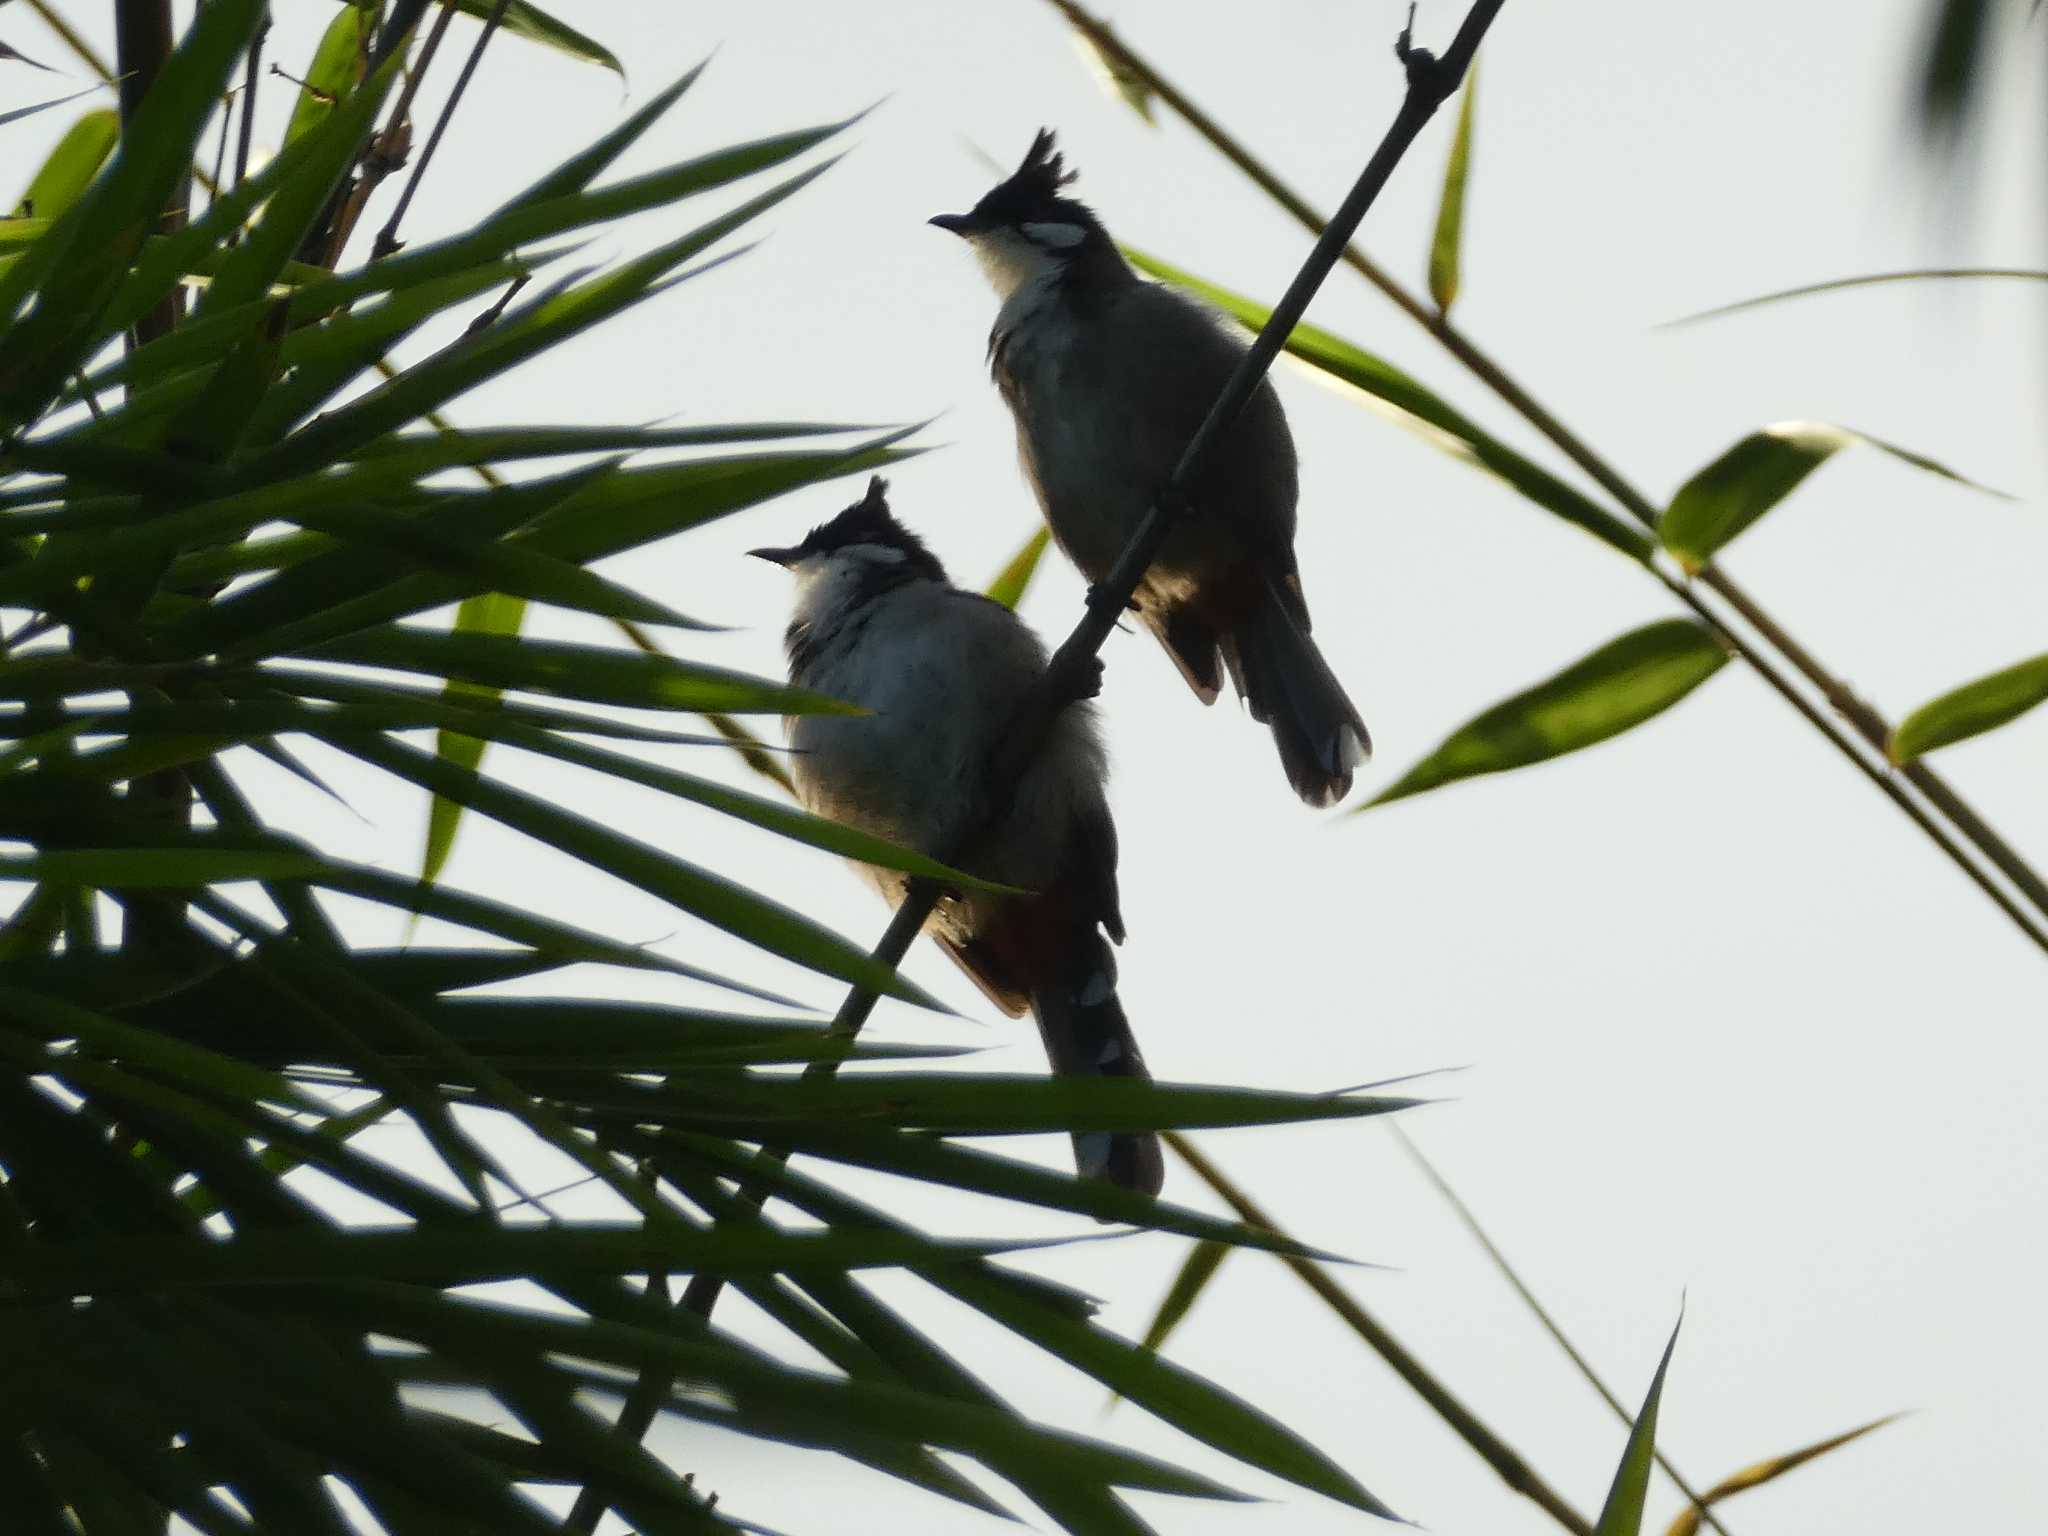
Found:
1428,68 -> 1476,314
332,729 -> 942,1008
5,1223 -> 1067,1297
0,841 -> 323,886
0,83 -> 104,130
16,108 -> 119,221
1659,420 -> 2006,572
1663,1414 -> 1902,1536
985,524 -> 1053,610
299,626 -> 852,715
424,592 -> 527,888
1666,267 -> 2048,327
1134,1238 -> 1231,1361
1129,249 -> 1652,562
286,2 -> 372,145
1594,1311 -> 1683,1536
438,0 -> 623,76
1890,651 -> 2048,761
1365,621 -> 1730,810
0,0 -> 264,424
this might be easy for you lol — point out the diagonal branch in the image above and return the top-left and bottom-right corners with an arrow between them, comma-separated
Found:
564,5 -> 1512,1530
1047,0 -> 2048,958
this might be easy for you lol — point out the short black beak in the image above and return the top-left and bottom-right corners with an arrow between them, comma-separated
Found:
927,212 -> 975,237
748,546 -> 800,569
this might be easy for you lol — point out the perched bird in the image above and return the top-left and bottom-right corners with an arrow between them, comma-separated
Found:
931,129 -> 1371,807
750,477 -> 1163,1194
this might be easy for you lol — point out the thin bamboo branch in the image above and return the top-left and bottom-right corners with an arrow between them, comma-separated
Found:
318,2 -> 459,270
21,0 -> 113,83
1166,1131 -> 1595,1536
1391,1124 -> 1735,1536
232,8 -> 266,192
372,0 -> 512,260
567,7 -> 1511,1529
1046,0 -> 2048,955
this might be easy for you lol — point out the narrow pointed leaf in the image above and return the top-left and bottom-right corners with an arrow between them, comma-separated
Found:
285,2 -> 372,145
1663,1414 -> 1902,1536
1660,420 -> 2005,572
1366,621 -> 1730,810
424,592 -> 527,887
1890,651 -> 2048,760
1667,267 -> 2048,327
1428,69 -> 1476,314
300,626 -> 851,715
986,524 -> 1053,610
440,0 -> 623,75
18,109 -> 119,222
332,729 -> 942,1008
1594,1312 -> 1683,1536
0,83 -> 104,130
1130,250 -> 1651,562
503,59 -> 705,209
1134,1238 -> 1231,1361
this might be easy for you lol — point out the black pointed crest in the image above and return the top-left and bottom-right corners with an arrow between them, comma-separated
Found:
793,477 -> 948,583
970,128 -> 1098,233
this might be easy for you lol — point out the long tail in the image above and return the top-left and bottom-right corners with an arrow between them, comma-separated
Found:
1225,578 -> 1371,807
1028,931 -> 1164,1196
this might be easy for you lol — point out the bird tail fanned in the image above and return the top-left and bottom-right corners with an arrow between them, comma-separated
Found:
1029,932 -> 1164,1197
1227,579 -> 1371,808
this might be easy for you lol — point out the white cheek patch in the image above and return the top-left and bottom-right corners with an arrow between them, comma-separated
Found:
969,227 -> 1063,300
1021,220 -> 1086,249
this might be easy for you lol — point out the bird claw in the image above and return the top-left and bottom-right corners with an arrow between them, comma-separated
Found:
1074,654 -> 1106,700
1086,582 -> 1140,615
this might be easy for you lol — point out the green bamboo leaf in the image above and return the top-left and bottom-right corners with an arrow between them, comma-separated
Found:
303,120 -> 852,317
942,1259 -> 1395,1519
0,0 -> 264,424
195,50 -> 397,323
16,109 -> 119,221
1366,621 -> 1730,810
0,83 -> 103,130
1918,0 -> 1994,144
1659,421 -> 2006,572
1594,1311 -> 1683,1536
286,2 -> 372,145
0,985 -> 317,1113
1663,1414 -> 1902,1536
1666,267 -> 2048,327
985,524 -> 1053,609
0,843 -> 323,887
1134,1238 -> 1231,1360
1129,249 -> 1652,563
251,167 -> 830,479
413,714 -> 1020,894
285,503 -> 714,630
343,1286 -> 1249,1504
618,1074 -> 1418,1136
300,625 -> 849,715
332,729 -> 942,1009
340,420 -> 875,473
1428,68 -> 1477,314
503,59 -> 705,209
1890,651 -> 2048,761
438,0 -> 623,76
4,1223 -> 1066,1298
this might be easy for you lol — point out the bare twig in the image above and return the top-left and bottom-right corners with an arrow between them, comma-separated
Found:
1047,0 -> 2048,957
315,2 -> 458,269
373,0 -> 513,260
1167,1131 -> 1595,1535
1392,1125 -> 1736,1536
232,7 -> 267,192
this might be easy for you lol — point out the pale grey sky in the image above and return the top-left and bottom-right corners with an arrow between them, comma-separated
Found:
7,2 -> 2046,1533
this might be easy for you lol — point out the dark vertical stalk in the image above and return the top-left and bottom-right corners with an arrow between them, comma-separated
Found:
115,0 -> 192,965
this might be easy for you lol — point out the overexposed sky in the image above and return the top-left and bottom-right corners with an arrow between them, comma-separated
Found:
7,2 -> 2047,1532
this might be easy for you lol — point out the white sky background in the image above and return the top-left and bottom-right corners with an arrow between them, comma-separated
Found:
8,1 -> 2048,1533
